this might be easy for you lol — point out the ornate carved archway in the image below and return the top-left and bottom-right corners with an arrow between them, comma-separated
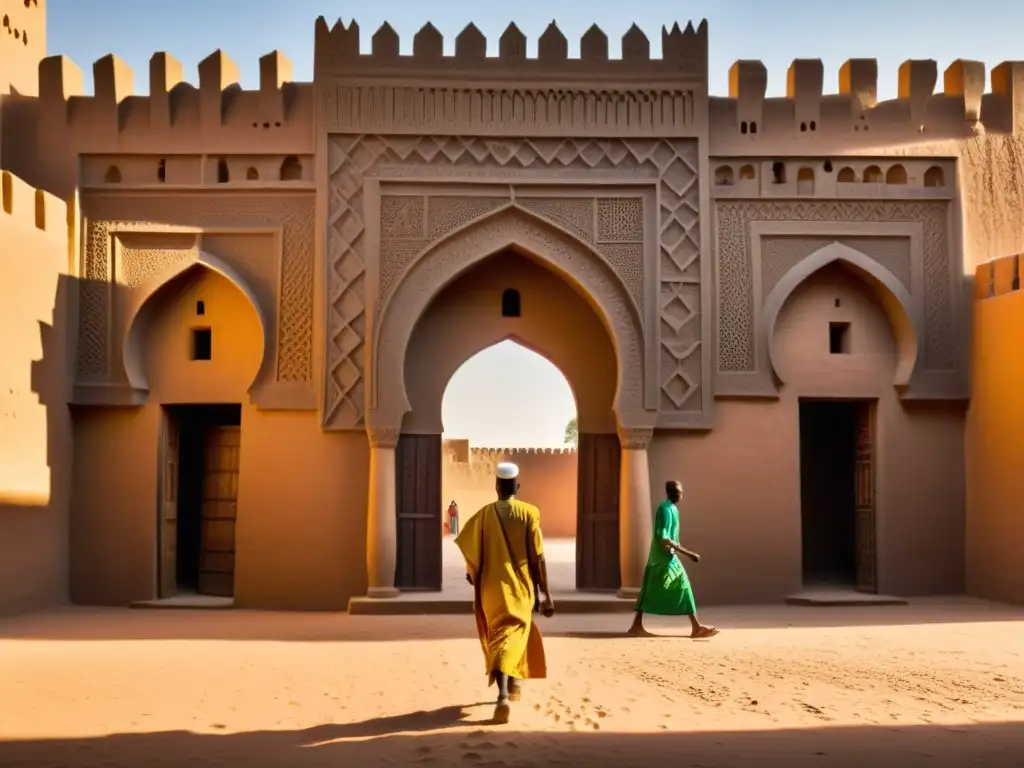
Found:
760,241 -> 922,389
369,207 -> 650,430
122,251 -> 273,399
362,207 -> 656,598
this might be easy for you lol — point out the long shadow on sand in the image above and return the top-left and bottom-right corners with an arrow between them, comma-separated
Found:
0,719 -> 1019,767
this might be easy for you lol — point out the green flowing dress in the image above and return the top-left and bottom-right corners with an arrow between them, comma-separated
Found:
634,500 -> 696,615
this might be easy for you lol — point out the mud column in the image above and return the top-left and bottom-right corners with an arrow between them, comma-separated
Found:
617,426 -> 654,599
366,427 -> 400,598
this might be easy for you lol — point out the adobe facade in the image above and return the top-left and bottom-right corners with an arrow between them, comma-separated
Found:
2,1 -> 1023,613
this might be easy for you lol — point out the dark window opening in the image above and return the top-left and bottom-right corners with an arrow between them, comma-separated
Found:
829,322 -> 850,354
834,298 -> 841,308
196,300 -> 205,316
157,158 -> 166,183
501,288 -> 521,318
216,159 -> 229,183
823,159 -> 833,173
740,121 -> 748,134
772,161 -> 786,184
750,121 -> 758,134
191,328 -> 212,361
280,155 -> 303,181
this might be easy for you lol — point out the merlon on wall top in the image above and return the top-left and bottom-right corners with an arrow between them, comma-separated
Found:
313,18 -> 709,80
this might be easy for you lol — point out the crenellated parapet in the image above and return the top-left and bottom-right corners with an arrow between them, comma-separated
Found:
976,254 -> 1022,300
710,58 -> 1024,155
314,18 -> 708,136
471,446 -> 578,458
34,49 -> 314,156
314,17 -> 707,80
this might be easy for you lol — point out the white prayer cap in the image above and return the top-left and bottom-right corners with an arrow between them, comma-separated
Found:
495,462 -> 520,480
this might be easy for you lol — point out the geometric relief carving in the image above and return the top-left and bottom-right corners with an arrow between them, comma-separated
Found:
325,134 -> 703,429
379,193 -> 648,319
715,201 -> 952,374
118,233 -> 199,288
375,210 -> 647,427
78,194 -> 315,382
760,236 -> 913,297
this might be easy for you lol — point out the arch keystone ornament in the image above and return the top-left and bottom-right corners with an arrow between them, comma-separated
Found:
122,250 -> 273,402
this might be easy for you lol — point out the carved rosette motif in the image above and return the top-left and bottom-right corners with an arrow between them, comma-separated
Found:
714,201 -> 952,373
373,210 -> 646,427
617,426 -> 654,450
77,194 -> 315,383
324,135 -> 704,430
367,426 -> 401,449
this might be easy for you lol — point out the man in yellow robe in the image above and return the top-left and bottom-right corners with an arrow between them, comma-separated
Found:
455,461 -> 554,724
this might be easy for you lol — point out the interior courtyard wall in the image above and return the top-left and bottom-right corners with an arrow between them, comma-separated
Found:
442,445 -> 578,538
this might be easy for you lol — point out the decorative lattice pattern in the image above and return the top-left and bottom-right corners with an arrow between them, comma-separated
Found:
760,236 -> 913,296
426,197 -> 509,241
518,198 -> 595,244
597,198 -> 644,242
715,201 -> 952,374
325,135 -> 703,429
118,233 -> 199,289
380,196 -> 425,239
79,194 -> 315,382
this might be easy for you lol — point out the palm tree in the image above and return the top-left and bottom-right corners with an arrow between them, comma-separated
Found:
564,417 -> 578,447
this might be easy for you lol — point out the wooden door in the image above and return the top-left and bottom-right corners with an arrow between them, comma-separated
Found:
198,425 -> 240,597
576,433 -> 621,591
854,402 -> 878,594
395,434 -> 442,590
158,411 -> 179,598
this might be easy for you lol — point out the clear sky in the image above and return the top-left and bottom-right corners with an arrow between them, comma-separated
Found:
46,0 -> 1023,447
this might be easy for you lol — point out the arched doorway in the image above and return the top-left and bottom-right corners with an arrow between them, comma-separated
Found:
439,339 -> 579,592
396,247 -> 622,592
124,259 -> 267,600
367,208 -> 653,599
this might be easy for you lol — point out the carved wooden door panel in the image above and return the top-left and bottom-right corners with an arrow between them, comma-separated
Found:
395,434 -> 443,590
576,433 -> 621,592
198,426 -> 240,598
158,410 -> 179,599
854,402 -> 878,594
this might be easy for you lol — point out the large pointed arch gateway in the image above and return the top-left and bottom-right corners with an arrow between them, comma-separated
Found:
362,207 -> 657,598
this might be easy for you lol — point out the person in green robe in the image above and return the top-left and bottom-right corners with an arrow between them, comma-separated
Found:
628,480 -> 719,639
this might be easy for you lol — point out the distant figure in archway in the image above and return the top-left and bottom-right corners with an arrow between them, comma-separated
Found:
628,480 -> 719,640
447,500 -> 460,536
455,461 -> 554,724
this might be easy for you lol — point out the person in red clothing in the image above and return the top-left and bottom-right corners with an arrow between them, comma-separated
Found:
447,500 -> 460,536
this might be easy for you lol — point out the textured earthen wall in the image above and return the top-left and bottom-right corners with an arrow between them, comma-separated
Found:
965,257 -> 1024,605
69,269 -> 369,609
649,265 -> 964,605
442,446 -> 578,538
0,169 -> 73,616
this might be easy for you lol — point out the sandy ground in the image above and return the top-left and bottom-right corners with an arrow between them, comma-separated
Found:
1,598 -> 1024,767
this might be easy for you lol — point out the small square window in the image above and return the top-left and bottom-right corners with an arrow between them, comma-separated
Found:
191,328 -> 212,361
829,322 -> 850,354
196,300 -> 205,316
